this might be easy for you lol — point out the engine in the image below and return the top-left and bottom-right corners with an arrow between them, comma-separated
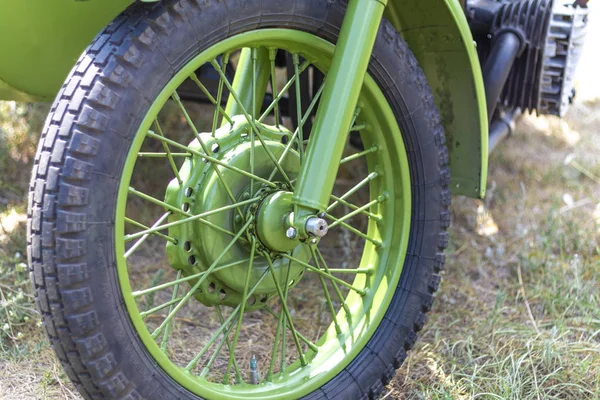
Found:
468,0 -> 590,117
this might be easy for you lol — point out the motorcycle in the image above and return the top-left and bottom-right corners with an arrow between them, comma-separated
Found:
0,0 -> 589,398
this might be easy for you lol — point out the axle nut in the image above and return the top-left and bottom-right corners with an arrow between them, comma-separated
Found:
286,227 -> 298,240
305,217 -> 329,238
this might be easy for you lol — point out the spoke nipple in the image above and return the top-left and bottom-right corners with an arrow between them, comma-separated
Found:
235,215 -> 243,223
242,192 -> 251,200
310,238 -> 319,245
286,227 -> 298,240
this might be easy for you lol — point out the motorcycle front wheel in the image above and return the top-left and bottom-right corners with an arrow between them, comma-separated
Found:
28,1 -> 450,399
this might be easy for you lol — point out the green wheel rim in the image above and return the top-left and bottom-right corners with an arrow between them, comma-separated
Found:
115,29 -> 412,399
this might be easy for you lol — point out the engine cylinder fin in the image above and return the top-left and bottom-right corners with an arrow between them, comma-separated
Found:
489,0 -> 589,116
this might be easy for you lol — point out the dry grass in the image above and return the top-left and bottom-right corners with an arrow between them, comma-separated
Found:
385,103 -> 600,399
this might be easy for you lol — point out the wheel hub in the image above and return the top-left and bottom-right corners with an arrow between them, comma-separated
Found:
255,191 -> 298,253
164,117 -> 310,310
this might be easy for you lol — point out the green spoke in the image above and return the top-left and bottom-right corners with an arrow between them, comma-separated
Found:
153,120 -> 183,185
265,253 -> 308,366
350,123 -> 367,132
187,305 -> 240,373
282,253 -> 367,296
151,217 -> 254,340
215,306 -> 243,383
200,306 -> 239,378
267,79 -> 326,184
141,295 -> 184,319
171,92 -> 245,218
128,186 -> 187,216
263,305 -> 318,352
323,267 -> 373,274
280,257 -> 293,374
351,106 -> 361,123
224,237 -> 256,384
125,212 -> 175,259
269,49 -> 281,127
258,59 -> 311,123
125,214 -> 173,241
327,171 -> 378,213
189,71 -> 234,126
214,53 -> 231,130
132,258 -> 251,299
292,54 -> 305,161
329,196 -> 385,229
213,53 -> 233,134
210,59 -> 293,187
127,186 -> 236,238
324,213 -> 381,246
138,152 -> 191,158
124,196 -> 259,243
145,130 -> 277,188
314,248 -> 352,317
339,145 -> 379,165
160,270 -> 182,351
329,194 -> 381,220
252,48 -> 258,120
266,303 -> 284,381
185,269 -> 268,372
310,246 -> 342,335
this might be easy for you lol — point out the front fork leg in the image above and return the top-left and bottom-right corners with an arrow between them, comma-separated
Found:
224,0 -> 387,239
291,0 -> 387,237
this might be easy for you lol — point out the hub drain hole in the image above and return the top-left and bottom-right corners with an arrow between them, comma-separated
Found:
211,143 -> 220,154
260,295 -> 268,303
184,241 -> 192,252
188,255 -> 196,265
208,282 -> 216,294
185,187 -> 194,197
248,297 -> 256,305
281,136 -> 289,145
218,289 -> 226,300
182,203 -> 190,212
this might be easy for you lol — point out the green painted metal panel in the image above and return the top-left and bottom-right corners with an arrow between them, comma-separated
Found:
0,0 -> 133,101
385,0 -> 488,198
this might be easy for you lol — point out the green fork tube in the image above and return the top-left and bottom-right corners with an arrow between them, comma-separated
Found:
223,47 -> 272,123
292,0 -> 387,217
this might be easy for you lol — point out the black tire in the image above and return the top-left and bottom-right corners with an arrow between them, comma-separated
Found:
27,1 -> 450,399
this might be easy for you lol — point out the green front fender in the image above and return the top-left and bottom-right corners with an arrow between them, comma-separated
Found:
385,0 -> 488,198
0,0 -> 487,198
